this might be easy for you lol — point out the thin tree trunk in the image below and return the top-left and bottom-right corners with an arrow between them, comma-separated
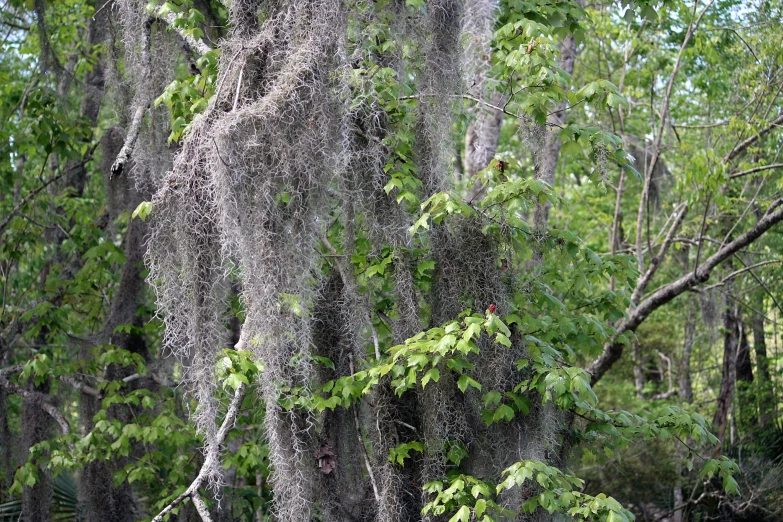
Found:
679,296 -> 696,404
713,290 -> 738,442
632,341 -> 645,398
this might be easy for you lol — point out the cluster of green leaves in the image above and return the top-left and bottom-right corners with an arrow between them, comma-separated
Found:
421,461 -> 635,522
9,344 -> 270,520
150,0 -> 224,142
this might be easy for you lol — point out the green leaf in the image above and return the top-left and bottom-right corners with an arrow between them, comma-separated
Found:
475,498 -> 487,518
449,505 -> 471,522
132,201 -> 153,221
457,374 -> 482,393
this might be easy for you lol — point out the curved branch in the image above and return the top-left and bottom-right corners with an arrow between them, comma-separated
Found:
589,198 -> 783,385
0,375 -> 70,434
151,382 -> 246,522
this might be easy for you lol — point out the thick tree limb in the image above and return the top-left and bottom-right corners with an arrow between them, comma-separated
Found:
0,375 -> 70,434
588,198 -> 783,385
151,382 -> 246,522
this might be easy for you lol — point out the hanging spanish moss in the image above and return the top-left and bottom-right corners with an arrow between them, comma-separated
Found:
121,0 -> 570,519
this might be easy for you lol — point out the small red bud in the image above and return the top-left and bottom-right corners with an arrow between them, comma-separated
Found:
488,304 -> 496,314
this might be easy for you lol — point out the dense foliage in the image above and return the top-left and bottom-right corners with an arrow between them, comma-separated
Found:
1,0 -> 781,521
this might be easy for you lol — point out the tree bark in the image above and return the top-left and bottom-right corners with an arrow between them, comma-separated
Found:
22,379 -> 53,522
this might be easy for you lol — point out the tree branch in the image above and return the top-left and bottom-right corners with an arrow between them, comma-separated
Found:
729,163 -> 783,179
723,112 -> 783,164
0,375 -> 70,434
110,19 -> 152,179
151,382 -> 246,522
631,203 -> 688,304
155,10 -> 211,56
588,198 -> 783,385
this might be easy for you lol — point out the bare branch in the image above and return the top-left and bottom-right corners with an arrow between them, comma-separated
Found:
152,383 -> 246,522
729,163 -> 783,179
110,19 -> 151,179
702,260 -> 781,290
631,203 -> 688,303
58,375 -> 101,398
0,375 -> 70,434
723,112 -> 783,164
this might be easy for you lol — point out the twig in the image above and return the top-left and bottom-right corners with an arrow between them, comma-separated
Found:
232,66 -> 244,112
92,0 -> 113,21
151,382 -> 246,522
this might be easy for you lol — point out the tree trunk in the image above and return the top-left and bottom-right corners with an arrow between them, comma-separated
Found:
679,296 -> 696,403
531,17 -> 582,232
21,380 -> 52,522
464,92 -> 504,202
713,291 -> 738,442
751,290 -> 773,426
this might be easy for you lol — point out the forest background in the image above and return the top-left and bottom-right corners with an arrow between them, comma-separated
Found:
1,0 -> 782,521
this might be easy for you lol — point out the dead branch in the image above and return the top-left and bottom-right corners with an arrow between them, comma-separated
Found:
110,18 -> 152,179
